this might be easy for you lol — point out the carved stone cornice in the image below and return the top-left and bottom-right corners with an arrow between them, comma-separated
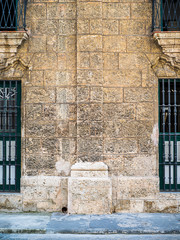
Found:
153,32 -> 180,65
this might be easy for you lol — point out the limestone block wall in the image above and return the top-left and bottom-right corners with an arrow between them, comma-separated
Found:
16,0 -> 77,211
0,0 -> 180,213
101,1 -> 159,212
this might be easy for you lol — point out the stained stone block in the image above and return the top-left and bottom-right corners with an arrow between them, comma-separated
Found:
103,70 -> 141,87
116,199 -> 144,213
0,194 -> 22,212
144,200 -> 179,213
31,19 -> 59,35
68,162 -> 112,214
59,20 -> 76,35
136,102 -> 154,120
77,19 -> 89,34
47,3 -> 76,20
103,53 -> 119,69
77,70 -> 103,85
90,19 -> 102,34
77,86 -> 90,102
32,53 -> 58,70
103,103 -> 135,120
27,3 -> 46,19
131,3 -> 151,20
77,52 -> 90,69
25,104 -> 42,121
77,35 -> 102,52
30,71 -> 44,86
103,36 -> 126,52
26,87 -> 55,103
124,88 -> 153,103
103,87 -> 123,102
102,3 -> 130,19
21,176 -> 68,212
104,138 -> 137,154
77,137 -> 103,154
78,2 -> 102,19
127,36 -> 151,53
28,36 -> 46,53
115,176 -> 159,199
47,35 -> 58,52
44,70 -> 76,86
90,87 -> 103,102
103,20 -> 118,35
90,52 -> 103,69
56,87 -> 76,103
120,20 -> 146,35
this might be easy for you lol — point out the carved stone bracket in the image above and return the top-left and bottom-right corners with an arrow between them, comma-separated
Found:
0,31 -> 28,65
0,56 -> 30,79
151,55 -> 180,78
153,32 -> 180,65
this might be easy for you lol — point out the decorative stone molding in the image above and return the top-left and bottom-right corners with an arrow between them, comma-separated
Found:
151,55 -> 180,78
68,162 -> 112,214
0,31 -> 28,64
0,56 -> 30,79
153,32 -> 180,64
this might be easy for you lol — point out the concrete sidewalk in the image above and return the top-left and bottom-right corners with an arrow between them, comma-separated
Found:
0,213 -> 180,235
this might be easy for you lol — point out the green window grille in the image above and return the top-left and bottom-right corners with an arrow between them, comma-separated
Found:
159,79 -> 180,191
153,0 -> 180,31
0,80 -> 21,192
0,0 -> 28,30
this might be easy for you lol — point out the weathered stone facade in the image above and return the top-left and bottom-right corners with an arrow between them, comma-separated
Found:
0,0 -> 180,213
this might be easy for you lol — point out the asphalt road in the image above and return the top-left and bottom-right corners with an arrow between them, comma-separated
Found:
0,234 -> 180,240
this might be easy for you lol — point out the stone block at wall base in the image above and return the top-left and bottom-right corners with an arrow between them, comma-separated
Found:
68,162 -> 112,214
0,194 -> 22,212
21,176 -> 68,212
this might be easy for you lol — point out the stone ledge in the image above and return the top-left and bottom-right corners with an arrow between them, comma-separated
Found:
71,162 -> 108,171
153,32 -> 180,63
71,162 -> 108,178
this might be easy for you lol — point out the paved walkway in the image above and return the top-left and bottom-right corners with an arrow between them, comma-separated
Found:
0,213 -> 180,239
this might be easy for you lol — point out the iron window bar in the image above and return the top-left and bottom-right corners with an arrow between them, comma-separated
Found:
152,0 -> 180,31
0,80 -> 21,192
159,79 -> 180,191
0,0 -> 28,30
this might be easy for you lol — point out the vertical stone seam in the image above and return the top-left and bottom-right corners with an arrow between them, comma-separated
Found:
75,0 -> 78,165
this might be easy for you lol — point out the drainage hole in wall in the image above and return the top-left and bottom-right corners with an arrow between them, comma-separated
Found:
62,207 -> 67,213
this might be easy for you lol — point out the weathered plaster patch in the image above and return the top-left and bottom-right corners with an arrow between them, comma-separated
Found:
151,123 -> 158,147
55,159 -> 71,176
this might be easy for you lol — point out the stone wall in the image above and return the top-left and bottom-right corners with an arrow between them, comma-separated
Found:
0,0 -> 180,213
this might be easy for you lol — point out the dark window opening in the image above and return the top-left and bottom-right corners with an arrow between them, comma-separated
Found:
0,0 -> 17,30
0,0 -> 28,31
159,79 -> 180,192
162,0 -> 180,31
153,0 -> 180,31
0,81 -> 21,192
